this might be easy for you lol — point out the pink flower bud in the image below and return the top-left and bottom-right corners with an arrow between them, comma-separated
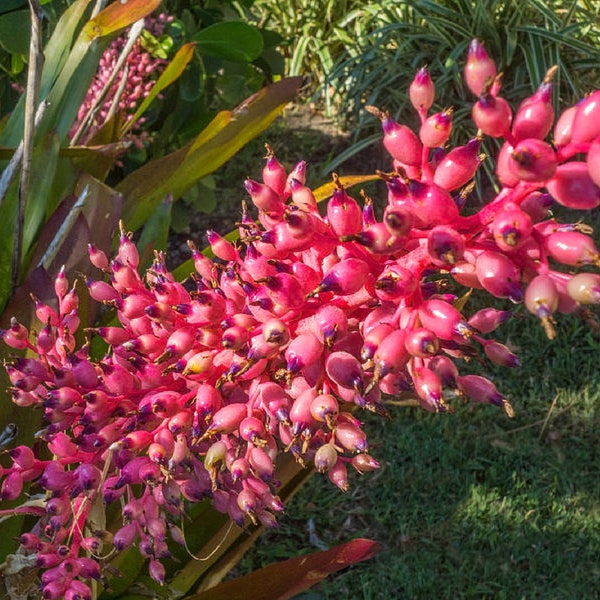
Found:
571,90 -> 600,143
472,93 -> 512,138
467,308 -> 511,333
244,178 -> 284,212
409,66 -> 435,111
311,258 -> 370,296
373,329 -> 409,378
1,470 -> 23,500
419,109 -> 453,147
433,137 -> 482,191
366,105 -> 422,166
309,393 -> 339,424
413,367 -> 445,412
475,250 -> 523,302
512,77 -> 555,141
464,39 -> 497,97
206,230 -> 237,262
553,105 -> 576,145
207,403 -> 248,436
149,559 -> 166,585
543,231 -> 599,266
285,332 -> 323,374
351,453 -> 380,473
374,264 -> 416,302
427,225 -> 465,265
325,351 -> 364,392
491,206 -> 533,251
587,136 -> 600,187
457,374 -> 514,416
262,146 -> 287,197
524,274 -> 559,338
483,340 -> 520,367
549,161 -> 600,210
418,299 -> 470,341
427,355 -> 458,388
508,138 -> 557,182
88,243 -> 109,270
566,272 -> 600,304
328,457 -> 349,491
335,421 -> 368,453
405,328 -> 439,357
314,443 -> 338,473
327,184 -> 363,237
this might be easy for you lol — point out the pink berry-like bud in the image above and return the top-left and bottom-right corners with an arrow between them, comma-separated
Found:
412,367 -> 445,412
587,136 -> 600,187
405,328 -> 439,357
553,105 -> 576,145
566,272 -> 600,304
244,178 -> 284,213
427,355 -> 458,388
262,146 -> 287,197
525,274 -> 559,338
325,351 -> 364,391
571,90 -> 600,143
475,250 -> 523,302
472,93 -> 512,138
546,162 -> 600,210
508,138 -> 557,182
427,225 -> 465,265
409,66 -> 435,111
511,77 -> 555,141
366,106 -> 422,166
491,206 -> 533,251
335,421 -> 368,453
419,109 -> 453,148
544,231 -> 599,266
327,184 -> 363,237
312,258 -> 370,296
328,457 -> 349,491
314,443 -> 338,473
433,137 -> 482,191
467,308 -> 511,333
483,340 -> 521,367
418,299 -> 470,341
464,39 -> 497,97
457,374 -> 514,416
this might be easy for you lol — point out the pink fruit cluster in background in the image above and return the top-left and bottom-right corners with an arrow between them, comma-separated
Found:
2,39 -> 600,594
70,13 -> 172,146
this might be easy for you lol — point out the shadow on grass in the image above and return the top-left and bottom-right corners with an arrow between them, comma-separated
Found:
237,309 -> 600,600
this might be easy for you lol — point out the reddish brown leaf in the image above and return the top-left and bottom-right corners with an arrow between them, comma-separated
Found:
189,538 -> 383,600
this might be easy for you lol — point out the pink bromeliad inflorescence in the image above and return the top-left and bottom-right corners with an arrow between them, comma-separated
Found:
2,39 -> 600,594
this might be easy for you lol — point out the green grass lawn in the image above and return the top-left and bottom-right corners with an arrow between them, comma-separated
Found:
236,300 -> 600,599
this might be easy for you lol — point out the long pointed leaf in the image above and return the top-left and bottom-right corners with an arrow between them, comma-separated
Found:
192,539 -> 383,600
117,77 -> 302,232
121,42 -> 196,136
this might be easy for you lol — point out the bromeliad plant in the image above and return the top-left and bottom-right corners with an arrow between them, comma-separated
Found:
2,37 -> 600,598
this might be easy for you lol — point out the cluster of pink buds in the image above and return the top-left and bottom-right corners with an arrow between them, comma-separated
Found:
2,39 -> 600,592
70,13 -> 173,145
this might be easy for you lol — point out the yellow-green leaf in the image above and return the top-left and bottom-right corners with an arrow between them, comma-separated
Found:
82,0 -> 162,40
121,42 -> 196,136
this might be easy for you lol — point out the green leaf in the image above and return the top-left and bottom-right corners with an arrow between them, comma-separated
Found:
121,42 -> 196,136
136,194 -> 173,269
117,76 -> 302,232
0,0 -> 26,15
193,21 -> 263,63
23,132 -> 61,257
0,10 -> 30,55
190,539 -> 383,600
